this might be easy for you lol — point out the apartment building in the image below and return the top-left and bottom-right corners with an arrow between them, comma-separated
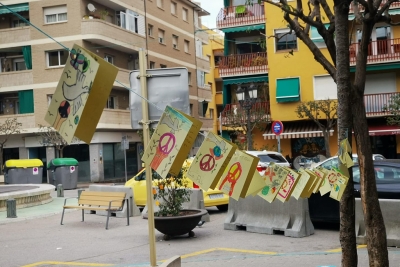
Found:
0,0 -> 210,182
217,0 -> 400,164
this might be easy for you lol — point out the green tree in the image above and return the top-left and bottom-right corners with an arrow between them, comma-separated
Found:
295,100 -> 337,157
383,94 -> 400,125
247,0 -> 390,265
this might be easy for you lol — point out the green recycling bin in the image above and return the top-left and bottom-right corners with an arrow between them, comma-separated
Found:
4,159 -> 43,184
47,158 -> 79,190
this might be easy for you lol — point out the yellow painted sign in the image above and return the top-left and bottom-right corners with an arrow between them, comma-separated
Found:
257,163 -> 289,203
186,132 -> 237,190
291,169 -> 312,199
141,105 -> 202,179
45,44 -> 118,144
330,171 -> 349,201
276,168 -> 300,202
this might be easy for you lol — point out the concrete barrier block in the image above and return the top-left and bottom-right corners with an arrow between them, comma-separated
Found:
142,188 -> 210,222
159,256 -> 181,267
87,185 -> 141,218
224,195 -> 314,238
355,198 -> 400,247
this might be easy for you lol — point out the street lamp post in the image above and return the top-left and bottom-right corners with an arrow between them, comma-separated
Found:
236,84 -> 258,150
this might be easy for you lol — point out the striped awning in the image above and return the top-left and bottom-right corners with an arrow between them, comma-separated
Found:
263,121 -> 334,140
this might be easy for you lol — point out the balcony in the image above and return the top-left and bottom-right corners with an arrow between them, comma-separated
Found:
219,52 -> 268,77
196,55 -> 210,71
221,101 -> 270,127
198,84 -> 212,100
195,27 -> 209,45
349,0 -> 400,12
0,114 -> 36,129
200,118 -> 214,129
115,68 -> 130,88
0,70 -> 33,88
0,27 -> 30,45
217,4 -> 265,28
364,92 -> 400,117
350,38 -> 400,65
97,109 -> 131,129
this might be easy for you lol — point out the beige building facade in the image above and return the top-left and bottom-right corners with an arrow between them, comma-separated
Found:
0,0 -> 210,182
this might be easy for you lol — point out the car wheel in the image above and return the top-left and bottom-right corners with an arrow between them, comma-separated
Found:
217,204 -> 228,211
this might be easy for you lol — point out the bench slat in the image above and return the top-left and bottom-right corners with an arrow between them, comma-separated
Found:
63,206 -> 120,211
78,199 -> 124,207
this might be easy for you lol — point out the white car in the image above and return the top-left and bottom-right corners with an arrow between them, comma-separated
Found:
246,150 -> 291,174
311,154 -> 386,170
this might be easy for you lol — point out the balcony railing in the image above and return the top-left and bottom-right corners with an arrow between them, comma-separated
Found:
364,92 -> 400,117
349,0 -> 400,12
219,52 -> 268,77
350,38 -> 400,65
217,4 -> 265,28
221,101 -> 270,127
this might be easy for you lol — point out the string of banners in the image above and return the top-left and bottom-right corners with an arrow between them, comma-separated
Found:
142,105 -> 354,203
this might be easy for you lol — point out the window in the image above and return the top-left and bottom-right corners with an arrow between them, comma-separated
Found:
171,2 -> 177,15
104,54 -> 114,64
198,101 -> 208,117
314,75 -> 337,100
158,29 -> 165,44
196,39 -> 203,57
13,58 -> 26,71
46,50 -> 68,67
197,70 -> 205,87
44,5 -> 67,24
209,108 -> 214,119
13,19 -> 29,28
47,95 -> 53,106
190,103 -> 193,116
188,72 -> 192,85
160,64 -> 167,68
184,40 -> 190,53
149,61 -> 155,69
276,77 -> 300,103
182,8 -> 188,21
148,24 -> 153,36
107,96 -> 117,109
275,29 -> 297,51
157,0 -> 164,9
311,24 -> 330,48
172,35 -> 178,49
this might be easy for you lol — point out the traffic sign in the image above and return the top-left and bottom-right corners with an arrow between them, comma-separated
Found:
271,121 -> 284,136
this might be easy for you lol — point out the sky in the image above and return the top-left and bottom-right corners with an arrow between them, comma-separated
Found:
195,0 -> 224,30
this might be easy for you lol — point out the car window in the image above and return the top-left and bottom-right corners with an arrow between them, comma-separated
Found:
353,165 -> 400,184
321,158 -> 338,170
374,156 -> 385,160
258,154 -> 287,163
135,171 -> 162,181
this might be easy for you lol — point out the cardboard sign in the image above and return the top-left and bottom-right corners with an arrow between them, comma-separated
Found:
141,105 -> 202,179
186,132 -> 237,190
218,150 -> 259,200
276,167 -> 300,202
291,169 -> 312,199
330,171 -> 349,201
338,138 -> 354,168
45,44 -> 118,144
257,163 -> 289,203
312,168 -> 326,193
244,170 -> 266,197
303,169 -> 320,197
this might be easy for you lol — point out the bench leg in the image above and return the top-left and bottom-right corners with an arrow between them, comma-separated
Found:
61,208 -> 66,225
126,199 -> 130,226
82,209 -> 84,222
106,209 -> 111,230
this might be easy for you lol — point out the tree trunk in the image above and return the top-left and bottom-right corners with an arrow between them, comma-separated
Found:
323,130 -> 331,158
334,1 -> 358,266
350,6 -> 389,266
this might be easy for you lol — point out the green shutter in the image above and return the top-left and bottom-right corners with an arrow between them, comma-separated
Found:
222,84 -> 231,106
276,78 -> 300,103
19,90 -> 34,114
310,24 -> 330,43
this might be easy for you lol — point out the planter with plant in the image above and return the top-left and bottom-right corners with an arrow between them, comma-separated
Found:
143,160 -> 207,240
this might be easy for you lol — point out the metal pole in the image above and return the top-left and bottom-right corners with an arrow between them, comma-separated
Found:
139,49 -> 157,266
277,135 -> 281,153
124,147 -> 127,183
246,107 -> 252,150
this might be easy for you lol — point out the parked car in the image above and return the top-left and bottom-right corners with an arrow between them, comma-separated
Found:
310,154 -> 386,170
308,159 -> 399,223
125,159 -> 230,211
246,150 -> 291,174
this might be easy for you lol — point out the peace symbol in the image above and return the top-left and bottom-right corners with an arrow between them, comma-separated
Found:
158,133 -> 176,154
199,154 -> 215,172
227,162 -> 242,181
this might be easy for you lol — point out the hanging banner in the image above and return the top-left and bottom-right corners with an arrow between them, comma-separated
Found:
45,44 -> 118,144
218,150 -> 259,200
257,163 -> 289,203
141,105 -> 202,179
186,132 -> 237,190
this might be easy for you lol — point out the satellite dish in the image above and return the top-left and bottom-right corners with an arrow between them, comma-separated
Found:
87,3 -> 96,12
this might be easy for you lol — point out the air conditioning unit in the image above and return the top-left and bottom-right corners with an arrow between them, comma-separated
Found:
159,37 -> 163,43
173,44 -> 177,49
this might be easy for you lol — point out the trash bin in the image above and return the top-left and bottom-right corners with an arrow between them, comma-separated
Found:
4,159 -> 44,184
47,158 -> 79,190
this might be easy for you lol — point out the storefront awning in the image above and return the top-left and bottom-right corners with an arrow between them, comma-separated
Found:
223,76 -> 268,85
221,24 -> 265,33
368,125 -> 400,136
0,3 -> 29,15
263,121 -> 334,140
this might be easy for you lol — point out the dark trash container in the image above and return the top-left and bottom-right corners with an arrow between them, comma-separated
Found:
47,158 -> 79,190
4,159 -> 44,184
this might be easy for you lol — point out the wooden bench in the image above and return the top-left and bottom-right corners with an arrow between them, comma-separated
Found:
60,191 -> 129,230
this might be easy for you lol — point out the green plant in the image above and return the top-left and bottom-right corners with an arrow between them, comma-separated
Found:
99,9 -> 109,20
152,161 -> 191,217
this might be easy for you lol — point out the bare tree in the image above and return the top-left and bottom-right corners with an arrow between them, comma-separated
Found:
37,125 -> 79,158
243,0 -> 389,264
0,118 -> 22,174
295,100 -> 337,157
